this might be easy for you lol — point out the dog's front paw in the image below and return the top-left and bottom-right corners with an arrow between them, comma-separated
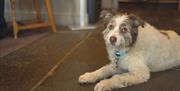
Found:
79,72 -> 98,84
94,80 -> 113,91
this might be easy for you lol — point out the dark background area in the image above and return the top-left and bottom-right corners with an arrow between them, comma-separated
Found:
0,0 -> 8,39
87,0 -> 102,24
118,2 -> 180,34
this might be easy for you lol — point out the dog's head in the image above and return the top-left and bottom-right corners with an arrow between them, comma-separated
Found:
103,14 -> 144,48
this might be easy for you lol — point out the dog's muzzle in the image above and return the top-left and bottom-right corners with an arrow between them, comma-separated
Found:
110,36 -> 117,45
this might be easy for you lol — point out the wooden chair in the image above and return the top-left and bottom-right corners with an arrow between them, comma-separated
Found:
10,0 -> 57,39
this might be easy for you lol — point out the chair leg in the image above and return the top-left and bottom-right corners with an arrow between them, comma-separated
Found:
12,20 -> 18,39
44,0 -> 57,32
10,0 -> 18,39
33,0 -> 42,21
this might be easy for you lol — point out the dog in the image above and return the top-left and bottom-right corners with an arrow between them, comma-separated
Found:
79,12 -> 180,91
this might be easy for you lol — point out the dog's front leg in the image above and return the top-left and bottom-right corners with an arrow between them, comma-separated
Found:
79,63 -> 121,84
94,64 -> 150,91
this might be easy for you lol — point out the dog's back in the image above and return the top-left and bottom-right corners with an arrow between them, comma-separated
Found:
160,30 -> 180,64
136,24 -> 180,72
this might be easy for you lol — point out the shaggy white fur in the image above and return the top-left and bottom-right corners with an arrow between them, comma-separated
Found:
79,14 -> 180,91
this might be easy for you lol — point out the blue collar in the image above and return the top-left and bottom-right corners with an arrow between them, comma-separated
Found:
115,51 -> 127,60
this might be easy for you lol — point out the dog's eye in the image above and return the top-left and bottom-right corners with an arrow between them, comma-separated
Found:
108,24 -> 114,30
121,27 -> 128,33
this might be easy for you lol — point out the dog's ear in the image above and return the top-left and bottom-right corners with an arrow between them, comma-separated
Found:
128,14 -> 144,28
98,9 -> 116,29
130,27 -> 138,46
128,14 -> 143,46
99,9 -> 116,19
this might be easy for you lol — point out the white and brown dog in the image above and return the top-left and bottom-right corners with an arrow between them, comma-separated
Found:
79,13 -> 180,91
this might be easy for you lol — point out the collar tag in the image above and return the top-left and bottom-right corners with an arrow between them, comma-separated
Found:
115,51 -> 126,60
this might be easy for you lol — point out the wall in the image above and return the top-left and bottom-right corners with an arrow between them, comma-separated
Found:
101,0 -> 179,9
4,0 -> 86,26
101,0 -> 113,9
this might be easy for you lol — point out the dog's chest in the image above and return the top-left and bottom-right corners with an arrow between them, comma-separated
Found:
107,47 -> 131,71
116,57 -> 130,71
111,51 -> 129,72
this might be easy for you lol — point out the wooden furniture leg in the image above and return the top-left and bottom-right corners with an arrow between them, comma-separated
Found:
10,0 -> 19,39
33,0 -> 42,21
10,0 -> 57,39
44,0 -> 57,32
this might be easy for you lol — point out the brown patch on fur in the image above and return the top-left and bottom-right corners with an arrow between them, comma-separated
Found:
130,28 -> 138,46
128,14 -> 145,28
160,32 -> 171,39
127,14 -> 144,46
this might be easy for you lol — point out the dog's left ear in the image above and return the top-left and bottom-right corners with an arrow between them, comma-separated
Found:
128,14 -> 145,28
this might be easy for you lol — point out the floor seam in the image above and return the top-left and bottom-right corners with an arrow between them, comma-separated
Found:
30,32 -> 92,91
0,32 -> 49,58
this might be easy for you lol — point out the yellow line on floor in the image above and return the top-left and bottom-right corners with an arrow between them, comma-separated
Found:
30,32 -> 92,91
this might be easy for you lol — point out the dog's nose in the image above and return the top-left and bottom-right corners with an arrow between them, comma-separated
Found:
110,36 -> 117,45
